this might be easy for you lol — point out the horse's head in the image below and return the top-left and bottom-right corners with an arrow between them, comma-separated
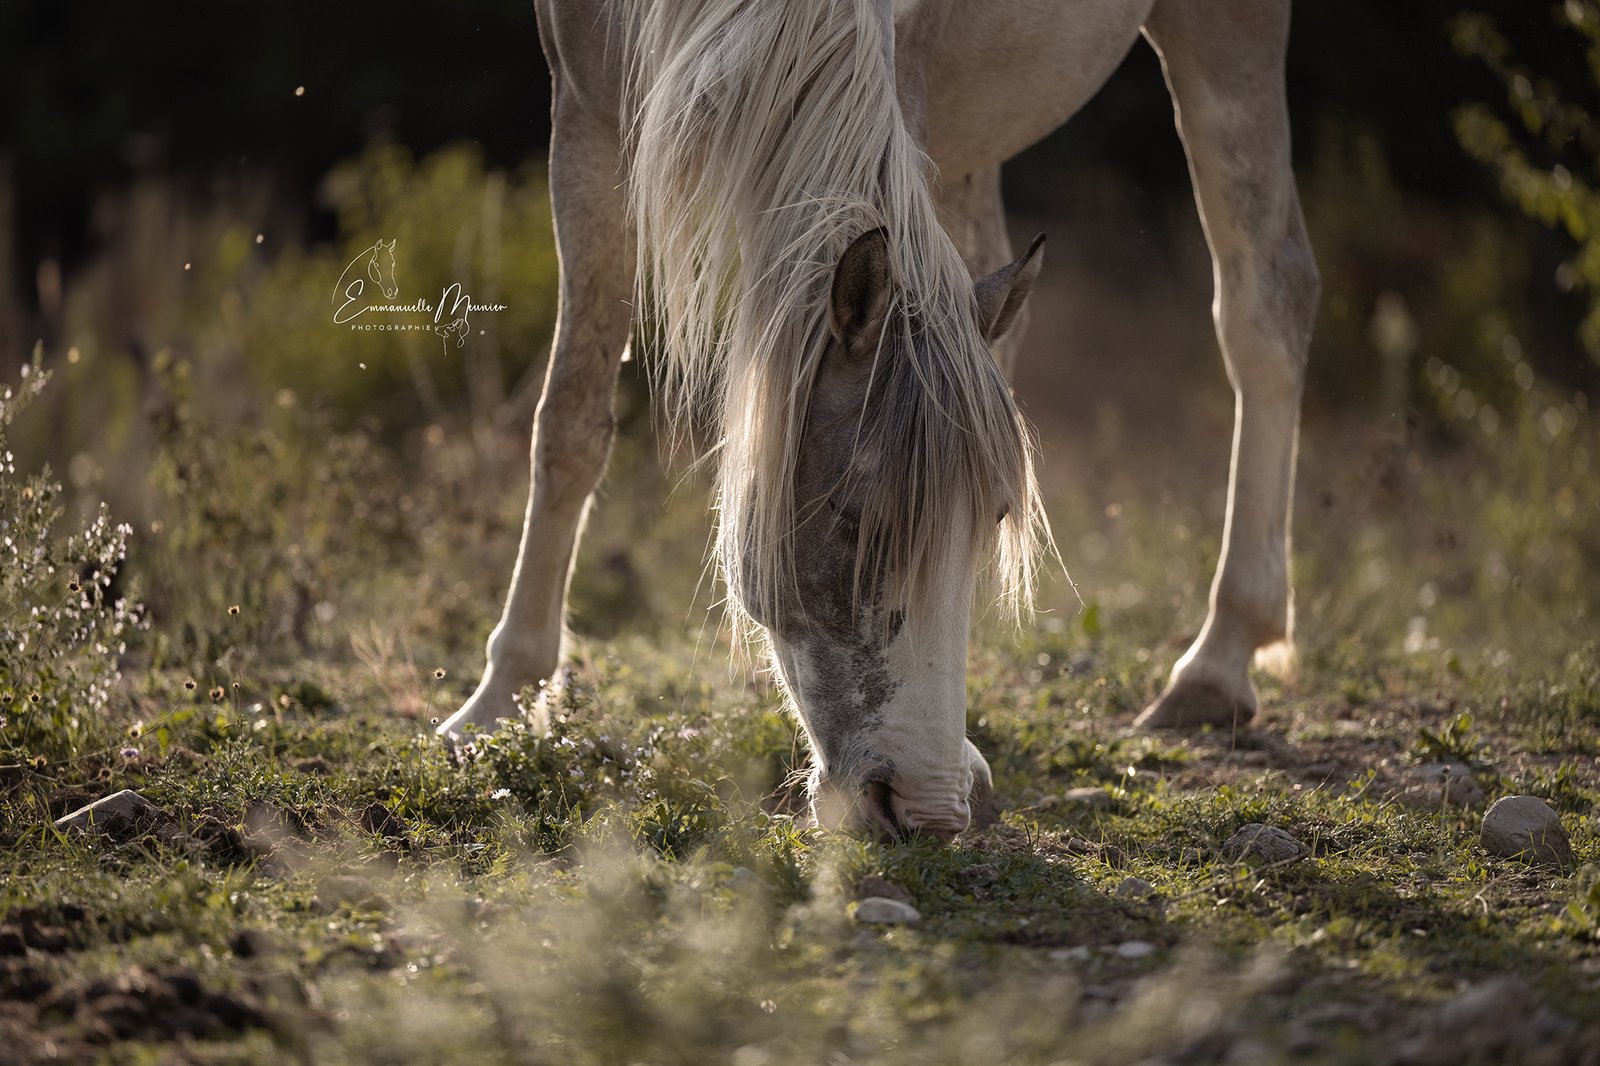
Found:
368,239 -> 399,300
732,227 -> 1044,841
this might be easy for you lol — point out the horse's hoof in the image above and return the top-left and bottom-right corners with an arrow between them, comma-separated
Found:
436,690 -> 522,743
1134,678 -> 1255,731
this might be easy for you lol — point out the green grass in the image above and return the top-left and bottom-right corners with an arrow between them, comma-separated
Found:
4,141 -> 1599,1063
4,379 -> 1599,1064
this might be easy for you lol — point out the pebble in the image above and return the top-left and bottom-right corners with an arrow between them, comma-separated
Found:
1222,824 -> 1306,865
1048,945 -> 1092,962
1114,940 -> 1155,959
1480,795 -> 1574,868
53,790 -> 159,833
313,875 -> 390,912
853,896 -> 921,925
1437,976 -> 1532,1034
856,875 -> 914,904
1039,787 -> 1112,811
1398,762 -> 1485,808
958,863 -> 998,887
1115,876 -> 1156,900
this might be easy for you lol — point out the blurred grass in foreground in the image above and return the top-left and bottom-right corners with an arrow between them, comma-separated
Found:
0,100 -> 1597,1062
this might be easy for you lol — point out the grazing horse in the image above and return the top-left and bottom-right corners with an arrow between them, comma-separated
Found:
439,0 -> 1319,840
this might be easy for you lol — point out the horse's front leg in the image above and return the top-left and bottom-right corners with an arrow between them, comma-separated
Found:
438,92 -> 633,741
1134,0 -> 1320,730
935,164 -> 1030,379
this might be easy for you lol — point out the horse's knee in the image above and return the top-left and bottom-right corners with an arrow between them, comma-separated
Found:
1217,223 -> 1318,396
531,366 -> 618,509
1271,218 -> 1320,359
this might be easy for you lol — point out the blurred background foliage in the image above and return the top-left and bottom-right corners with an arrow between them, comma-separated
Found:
0,0 -> 1596,683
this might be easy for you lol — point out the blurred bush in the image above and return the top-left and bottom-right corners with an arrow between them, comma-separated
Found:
0,360 -> 143,765
12,143 -> 562,671
1454,1 -> 1600,366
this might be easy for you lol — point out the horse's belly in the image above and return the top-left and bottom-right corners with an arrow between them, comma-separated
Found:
918,0 -> 1155,177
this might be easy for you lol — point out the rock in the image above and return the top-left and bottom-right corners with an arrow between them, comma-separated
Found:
228,929 -> 276,959
1222,824 -> 1306,865
853,897 -> 921,925
1399,762 -> 1485,809
1437,976 -> 1532,1035
53,790 -> 160,834
856,875 -> 914,905
313,875 -> 389,912
1481,796 -> 1574,868
358,802 -> 405,840
1115,876 -> 1156,900
1114,940 -> 1155,959
1041,787 -> 1112,811
1049,946 -> 1092,962
958,863 -> 998,887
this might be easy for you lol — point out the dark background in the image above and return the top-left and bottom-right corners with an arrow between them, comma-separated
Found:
1,0 -> 1593,410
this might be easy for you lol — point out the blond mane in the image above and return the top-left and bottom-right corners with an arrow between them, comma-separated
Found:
622,0 -> 1048,634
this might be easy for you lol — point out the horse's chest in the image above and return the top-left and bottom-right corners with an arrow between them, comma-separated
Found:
913,0 -> 1155,177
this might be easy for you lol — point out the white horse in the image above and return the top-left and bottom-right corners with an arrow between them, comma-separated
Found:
439,0 -> 1319,841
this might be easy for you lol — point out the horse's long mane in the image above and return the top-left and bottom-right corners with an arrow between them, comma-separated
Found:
622,0 -> 1047,633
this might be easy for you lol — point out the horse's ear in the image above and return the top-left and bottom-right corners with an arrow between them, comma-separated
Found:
974,233 -> 1044,343
828,227 -> 892,356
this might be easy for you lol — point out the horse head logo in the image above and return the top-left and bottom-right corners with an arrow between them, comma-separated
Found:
367,238 -> 399,299
333,238 -> 400,323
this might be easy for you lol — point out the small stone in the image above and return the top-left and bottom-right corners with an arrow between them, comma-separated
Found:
1179,848 -> 1204,865
359,803 -> 405,840
1049,945 -> 1092,962
958,863 -> 998,887
1437,976 -> 1532,1035
1050,787 -> 1112,810
856,875 -> 914,905
1115,876 -> 1156,899
1222,824 -> 1306,865
1481,795 -> 1574,868
229,929 -> 276,959
53,790 -> 160,833
1114,940 -> 1155,959
314,876 -> 389,912
1399,762 -> 1485,809
853,896 -> 921,925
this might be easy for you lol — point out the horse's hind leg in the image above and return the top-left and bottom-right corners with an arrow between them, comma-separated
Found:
438,91 -> 632,741
1134,1 -> 1320,730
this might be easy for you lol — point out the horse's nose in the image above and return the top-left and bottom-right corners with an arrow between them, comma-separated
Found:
860,778 -> 968,843
885,786 -> 970,842
812,774 -> 971,842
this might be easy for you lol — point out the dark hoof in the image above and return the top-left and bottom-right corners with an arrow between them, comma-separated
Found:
1134,679 -> 1254,731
